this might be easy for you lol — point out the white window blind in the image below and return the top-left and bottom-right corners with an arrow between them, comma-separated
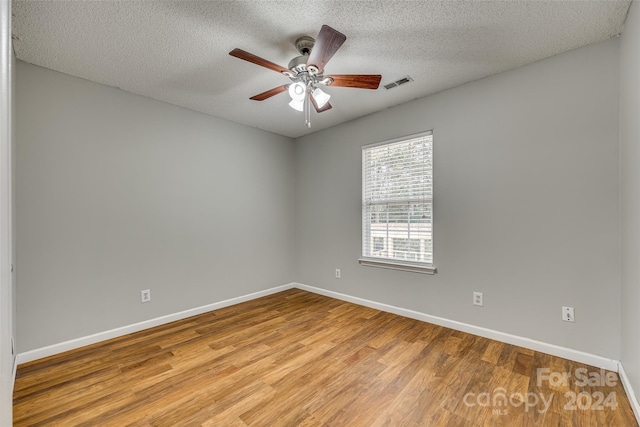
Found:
361,131 -> 434,273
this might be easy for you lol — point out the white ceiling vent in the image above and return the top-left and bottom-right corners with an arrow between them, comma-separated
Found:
384,76 -> 414,90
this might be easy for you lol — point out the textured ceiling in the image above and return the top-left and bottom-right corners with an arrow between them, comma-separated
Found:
12,1 -> 631,138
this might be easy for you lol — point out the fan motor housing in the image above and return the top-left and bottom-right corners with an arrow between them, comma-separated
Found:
294,36 -> 315,55
288,55 -> 308,72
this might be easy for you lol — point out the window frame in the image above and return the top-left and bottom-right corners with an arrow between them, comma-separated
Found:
359,131 -> 436,275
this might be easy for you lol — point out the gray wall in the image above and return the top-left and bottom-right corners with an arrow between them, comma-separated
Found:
15,33 -> 626,364
621,1 -> 640,405
295,38 -> 621,359
15,62 -> 296,352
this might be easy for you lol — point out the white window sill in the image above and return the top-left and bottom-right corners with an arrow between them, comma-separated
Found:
358,258 -> 437,275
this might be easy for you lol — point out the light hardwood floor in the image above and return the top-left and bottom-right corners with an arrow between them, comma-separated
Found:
13,289 -> 638,426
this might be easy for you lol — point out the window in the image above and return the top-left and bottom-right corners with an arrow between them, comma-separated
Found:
392,238 -> 421,261
360,131 -> 435,274
373,236 -> 385,255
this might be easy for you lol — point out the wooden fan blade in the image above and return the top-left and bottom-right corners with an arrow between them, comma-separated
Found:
310,93 -> 333,113
250,85 -> 290,101
306,25 -> 346,72
326,74 -> 382,89
229,48 -> 289,74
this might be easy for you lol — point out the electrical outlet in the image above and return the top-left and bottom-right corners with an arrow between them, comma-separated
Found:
141,289 -> 151,303
562,306 -> 575,322
473,292 -> 483,307
335,268 -> 341,279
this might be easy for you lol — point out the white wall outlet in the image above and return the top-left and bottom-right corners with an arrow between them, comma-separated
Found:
562,306 -> 575,322
335,268 -> 341,279
473,292 -> 483,307
141,289 -> 151,303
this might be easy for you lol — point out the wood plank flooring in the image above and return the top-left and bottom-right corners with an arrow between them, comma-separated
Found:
13,289 -> 638,426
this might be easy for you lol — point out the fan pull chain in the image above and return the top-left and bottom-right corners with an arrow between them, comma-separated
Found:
305,90 -> 311,128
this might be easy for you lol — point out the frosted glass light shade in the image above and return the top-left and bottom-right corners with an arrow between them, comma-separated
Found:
289,98 -> 304,111
288,82 -> 306,111
312,87 -> 331,108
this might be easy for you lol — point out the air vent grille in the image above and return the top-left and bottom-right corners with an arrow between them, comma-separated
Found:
384,75 -> 413,90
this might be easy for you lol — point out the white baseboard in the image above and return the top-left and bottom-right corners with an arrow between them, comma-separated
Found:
618,362 -> 640,424
16,283 -> 296,365
17,281 -> 620,375
294,283 -> 620,372
14,281 -> 636,423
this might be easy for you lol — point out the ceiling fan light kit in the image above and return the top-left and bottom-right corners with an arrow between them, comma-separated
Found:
229,25 -> 382,129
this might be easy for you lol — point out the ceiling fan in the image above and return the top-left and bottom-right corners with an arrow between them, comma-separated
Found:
229,25 -> 382,128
